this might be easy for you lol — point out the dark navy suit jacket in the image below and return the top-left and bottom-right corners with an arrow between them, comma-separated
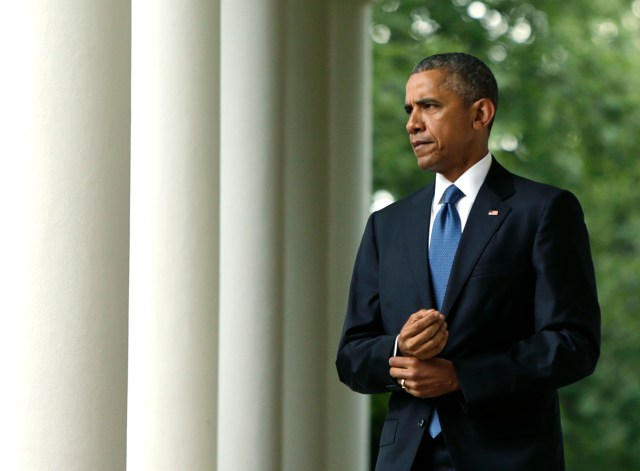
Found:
336,158 -> 600,471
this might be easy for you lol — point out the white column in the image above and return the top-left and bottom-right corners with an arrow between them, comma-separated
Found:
326,1 -> 373,470
281,1 -> 331,470
218,0 -> 285,470
127,0 -> 220,469
0,2 -> 131,470
279,0 -> 373,469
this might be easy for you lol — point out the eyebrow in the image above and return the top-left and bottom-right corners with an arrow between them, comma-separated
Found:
404,98 -> 440,113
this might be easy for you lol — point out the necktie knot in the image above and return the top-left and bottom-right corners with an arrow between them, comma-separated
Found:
442,184 -> 464,205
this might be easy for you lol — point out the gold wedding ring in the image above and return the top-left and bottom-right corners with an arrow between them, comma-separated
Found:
400,378 -> 406,389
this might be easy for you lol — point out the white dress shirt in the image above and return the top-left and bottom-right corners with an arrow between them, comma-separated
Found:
429,151 -> 492,245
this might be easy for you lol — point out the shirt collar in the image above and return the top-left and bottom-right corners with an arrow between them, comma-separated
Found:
433,152 -> 492,206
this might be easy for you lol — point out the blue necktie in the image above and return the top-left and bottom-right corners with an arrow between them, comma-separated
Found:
427,184 -> 464,438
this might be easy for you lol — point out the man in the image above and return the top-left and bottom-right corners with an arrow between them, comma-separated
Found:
335,53 -> 600,471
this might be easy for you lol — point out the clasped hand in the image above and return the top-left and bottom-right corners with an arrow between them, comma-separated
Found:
397,309 -> 447,359
390,309 -> 460,398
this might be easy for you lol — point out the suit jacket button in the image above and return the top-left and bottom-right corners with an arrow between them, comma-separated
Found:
418,419 -> 425,428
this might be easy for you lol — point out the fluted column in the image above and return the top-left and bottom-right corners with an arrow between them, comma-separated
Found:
280,0 -> 331,469
326,1 -> 373,470
0,1 -> 131,470
281,0 -> 372,470
127,0 -> 220,469
218,0 -> 285,470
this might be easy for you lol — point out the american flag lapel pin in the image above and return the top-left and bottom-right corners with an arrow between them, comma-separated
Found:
488,210 -> 499,216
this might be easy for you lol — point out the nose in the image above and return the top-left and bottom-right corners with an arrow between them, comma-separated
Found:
406,110 -> 424,134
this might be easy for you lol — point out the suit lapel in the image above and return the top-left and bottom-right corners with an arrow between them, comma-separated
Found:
404,184 -> 435,310
441,159 -> 515,317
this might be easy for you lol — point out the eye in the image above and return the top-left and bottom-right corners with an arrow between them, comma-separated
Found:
404,105 -> 413,115
415,99 -> 438,110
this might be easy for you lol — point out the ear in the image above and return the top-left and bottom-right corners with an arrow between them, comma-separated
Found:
471,98 -> 496,130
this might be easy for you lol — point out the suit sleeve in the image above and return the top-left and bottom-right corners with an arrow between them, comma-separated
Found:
453,190 -> 601,403
335,213 -> 401,394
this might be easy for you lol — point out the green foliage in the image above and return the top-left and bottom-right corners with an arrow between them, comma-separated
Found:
370,0 -> 640,468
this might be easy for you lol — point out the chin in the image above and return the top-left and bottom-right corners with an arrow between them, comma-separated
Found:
416,156 -> 437,172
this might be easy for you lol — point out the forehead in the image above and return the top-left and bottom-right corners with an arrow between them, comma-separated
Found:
405,69 -> 459,102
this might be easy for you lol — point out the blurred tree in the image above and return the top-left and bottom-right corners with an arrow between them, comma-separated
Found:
369,0 -> 640,469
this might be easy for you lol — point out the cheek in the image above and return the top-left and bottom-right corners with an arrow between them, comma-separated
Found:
442,124 -> 465,146
429,125 -> 446,146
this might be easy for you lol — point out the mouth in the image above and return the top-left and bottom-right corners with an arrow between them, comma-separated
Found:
412,140 -> 434,151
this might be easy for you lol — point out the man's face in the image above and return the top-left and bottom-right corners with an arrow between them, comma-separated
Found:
405,69 -> 482,181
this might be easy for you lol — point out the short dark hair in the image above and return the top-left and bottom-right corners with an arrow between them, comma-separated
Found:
412,52 -> 499,126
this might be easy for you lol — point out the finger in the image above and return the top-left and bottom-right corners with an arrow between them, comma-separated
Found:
400,315 -> 445,353
426,327 -> 449,350
415,308 -> 437,318
411,314 -> 445,333
417,318 -> 446,338
404,320 -> 447,350
407,309 -> 438,325
412,329 -> 449,360
399,327 -> 446,357
405,311 -> 431,328
389,356 -> 414,368
389,366 -> 408,380
428,330 -> 448,352
417,331 -> 448,359
422,321 -> 448,345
